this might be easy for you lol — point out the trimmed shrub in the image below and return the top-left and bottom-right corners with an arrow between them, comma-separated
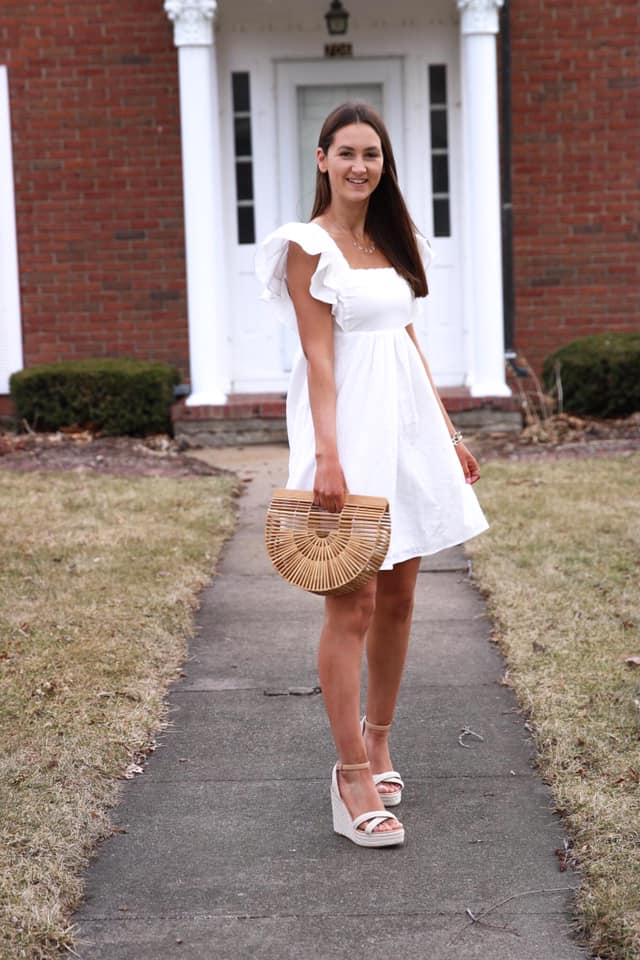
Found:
10,358 -> 181,435
543,332 -> 640,418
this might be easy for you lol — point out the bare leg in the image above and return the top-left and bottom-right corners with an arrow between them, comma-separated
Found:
318,580 -> 402,834
364,557 -> 421,792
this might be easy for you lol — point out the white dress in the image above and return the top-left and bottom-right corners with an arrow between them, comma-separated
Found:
256,221 -> 489,569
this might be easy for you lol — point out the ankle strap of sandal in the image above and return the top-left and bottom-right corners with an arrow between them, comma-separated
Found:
338,760 -> 370,771
364,717 -> 392,732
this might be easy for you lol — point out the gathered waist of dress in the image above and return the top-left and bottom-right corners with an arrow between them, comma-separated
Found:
333,320 -> 411,336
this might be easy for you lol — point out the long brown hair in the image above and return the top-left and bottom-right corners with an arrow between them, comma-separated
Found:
309,101 -> 428,297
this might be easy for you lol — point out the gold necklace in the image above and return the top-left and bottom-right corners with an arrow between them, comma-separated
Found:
351,235 -> 376,255
326,221 -> 377,256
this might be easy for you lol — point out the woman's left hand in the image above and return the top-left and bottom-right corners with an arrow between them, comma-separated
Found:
455,443 -> 480,484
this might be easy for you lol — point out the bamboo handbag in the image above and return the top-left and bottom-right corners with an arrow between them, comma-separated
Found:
265,488 -> 391,596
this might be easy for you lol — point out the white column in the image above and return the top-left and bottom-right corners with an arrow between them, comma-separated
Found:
457,0 -> 510,397
164,0 -> 230,405
0,67 -> 23,394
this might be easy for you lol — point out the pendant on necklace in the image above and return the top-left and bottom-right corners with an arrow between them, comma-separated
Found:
352,237 -> 376,255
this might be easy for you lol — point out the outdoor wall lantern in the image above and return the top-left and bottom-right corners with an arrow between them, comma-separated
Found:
325,0 -> 350,35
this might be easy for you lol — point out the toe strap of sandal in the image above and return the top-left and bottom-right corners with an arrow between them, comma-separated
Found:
372,770 -> 405,789
352,810 -> 401,835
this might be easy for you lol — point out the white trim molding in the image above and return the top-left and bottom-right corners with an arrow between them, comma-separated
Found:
457,0 -> 504,35
0,66 -> 23,394
164,0 -> 217,47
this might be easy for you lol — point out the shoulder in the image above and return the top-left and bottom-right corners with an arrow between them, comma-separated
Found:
287,234 -> 321,289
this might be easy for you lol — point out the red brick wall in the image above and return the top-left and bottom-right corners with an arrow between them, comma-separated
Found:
510,0 -> 640,374
1,1 -> 188,378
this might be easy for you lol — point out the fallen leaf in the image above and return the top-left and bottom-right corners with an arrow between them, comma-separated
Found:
122,763 -> 144,779
623,656 -> 640,667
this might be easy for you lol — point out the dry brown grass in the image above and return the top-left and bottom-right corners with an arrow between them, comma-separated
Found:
467,454 -> 640,959
0,471 -> 237,960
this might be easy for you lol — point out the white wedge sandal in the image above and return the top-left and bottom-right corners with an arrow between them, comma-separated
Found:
330,760 -> 405,848
361,717 -> 405,807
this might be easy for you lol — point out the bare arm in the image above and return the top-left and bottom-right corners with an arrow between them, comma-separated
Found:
405,323 -> 480,484
286,241 -> 348,511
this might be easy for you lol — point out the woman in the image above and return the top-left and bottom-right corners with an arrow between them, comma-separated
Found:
257,102 -> 488,848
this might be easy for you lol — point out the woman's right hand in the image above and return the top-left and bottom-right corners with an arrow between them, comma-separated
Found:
313,453 -> 348,513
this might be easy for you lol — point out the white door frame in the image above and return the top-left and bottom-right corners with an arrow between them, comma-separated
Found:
275,58 -> 405,225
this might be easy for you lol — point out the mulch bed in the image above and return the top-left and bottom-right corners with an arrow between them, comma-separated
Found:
0,413 -> 638,477
469,412 -> 640,463
0,431 -> 221,477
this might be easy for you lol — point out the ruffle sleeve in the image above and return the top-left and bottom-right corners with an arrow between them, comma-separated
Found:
410,233 -> 435,323
255,221 -> 346,332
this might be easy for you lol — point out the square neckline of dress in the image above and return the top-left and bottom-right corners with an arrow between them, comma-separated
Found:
308,221 -> 396,274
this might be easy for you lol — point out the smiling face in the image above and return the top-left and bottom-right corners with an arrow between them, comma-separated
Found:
316,122 -> 384,205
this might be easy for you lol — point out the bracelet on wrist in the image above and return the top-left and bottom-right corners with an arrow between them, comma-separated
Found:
450,430 -> 464,447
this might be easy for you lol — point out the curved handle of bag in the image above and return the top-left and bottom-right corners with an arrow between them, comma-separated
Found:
268,489 -> 390,549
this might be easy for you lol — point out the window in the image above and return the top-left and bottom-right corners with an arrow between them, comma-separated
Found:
428,65 -> 451,237
231,72 -> 255,244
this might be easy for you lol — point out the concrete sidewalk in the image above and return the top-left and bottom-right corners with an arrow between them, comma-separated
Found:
74,445 -> 586,960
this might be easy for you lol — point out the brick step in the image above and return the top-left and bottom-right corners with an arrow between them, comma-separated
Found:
172,391 -> 522,447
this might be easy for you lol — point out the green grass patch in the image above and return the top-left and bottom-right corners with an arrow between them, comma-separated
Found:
0,471 -> 237,960
467,455 -> 640,959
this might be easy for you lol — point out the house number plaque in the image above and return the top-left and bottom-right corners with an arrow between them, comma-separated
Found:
324,42 -> 353,57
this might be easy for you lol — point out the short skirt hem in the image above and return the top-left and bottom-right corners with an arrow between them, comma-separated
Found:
381,525 -> 489,571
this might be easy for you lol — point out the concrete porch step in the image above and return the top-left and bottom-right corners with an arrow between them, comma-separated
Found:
172,391 -> 522,447
172,394 -> 289,447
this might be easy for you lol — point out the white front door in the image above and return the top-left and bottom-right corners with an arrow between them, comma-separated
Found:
227,45 -> 465,393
